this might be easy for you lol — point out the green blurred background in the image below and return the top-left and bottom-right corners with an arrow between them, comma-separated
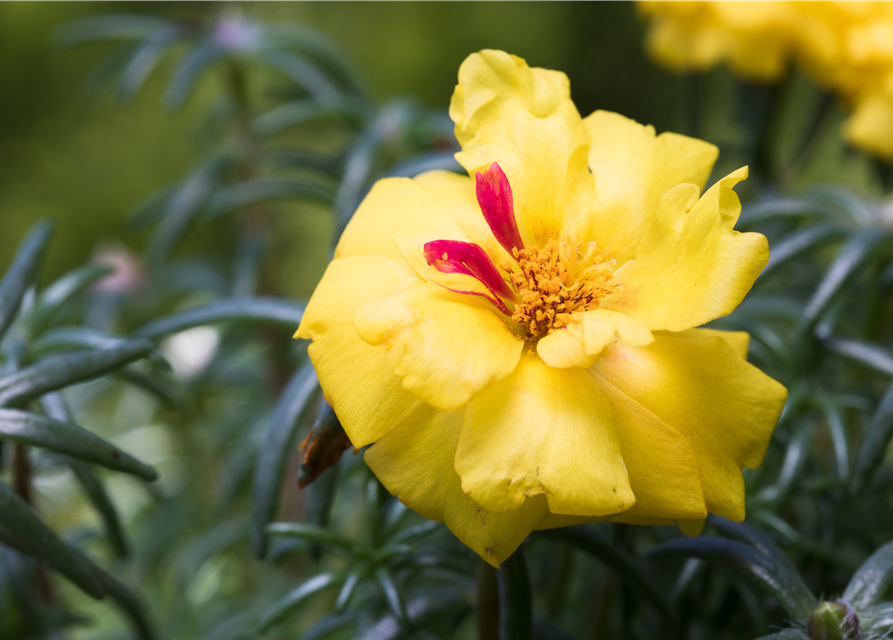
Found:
0,2 -> 676,297
1,1 -> 880,294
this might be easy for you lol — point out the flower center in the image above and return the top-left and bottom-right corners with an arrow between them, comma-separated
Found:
501,239 -> 618,339
422,162 -> 620,340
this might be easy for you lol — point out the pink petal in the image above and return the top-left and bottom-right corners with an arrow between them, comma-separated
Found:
475,163 -> 525,255
423,239 -> 515,314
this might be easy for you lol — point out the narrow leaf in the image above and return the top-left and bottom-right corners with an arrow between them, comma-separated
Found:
861,602 -> 893,634
55,15 -> 169,47
536,526 -> 676,623
255,100 -> 351,137
135,297 -> 305,339
816,397 -> 850,480
0,220 -> 54,341
759,224 -> 847,280
30,326 -> 131,356
0,479 -> 105,598
335,568 -> 364,612
164,42 -> 225,110
0,341 -> 153,407
799,228 -> 892,336
69,461 -> 129,558
825,337 -> 893,378
258,572 -> 340,633
255,49 -> 342,106
206,177 -> 337,218
44,389 -> 129,560
738,199 -> 840,228
850,382 -> 893,496
753,631 -> 806,640
650,537 -> 817,621
250,362 -> 320,557
26,264 -> 114,337
265,522 -> 364,558
842,541 -> 893,610
147,158 -> 227,264
116,28 -> 179,101
0,409 -> 156,481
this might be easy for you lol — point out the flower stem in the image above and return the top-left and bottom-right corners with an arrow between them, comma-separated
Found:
497,549 -> 533,640
476,560 -> 499,640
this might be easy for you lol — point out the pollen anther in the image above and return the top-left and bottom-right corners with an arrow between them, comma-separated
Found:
502,238 -> 619,340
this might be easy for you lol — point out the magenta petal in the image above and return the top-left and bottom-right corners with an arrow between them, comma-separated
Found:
423,239 -> 515,313
475,163 -> 525,255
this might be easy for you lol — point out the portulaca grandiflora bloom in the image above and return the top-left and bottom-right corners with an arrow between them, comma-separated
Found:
296,50 -> 788,567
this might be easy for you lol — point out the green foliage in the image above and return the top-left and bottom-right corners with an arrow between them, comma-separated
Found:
4,5 -> 893,640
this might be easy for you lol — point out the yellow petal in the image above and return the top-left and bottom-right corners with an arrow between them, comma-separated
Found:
607,167 -> 769,332
537,309 -> 654,369
335,177 -> 469,263
678,519 -> 707,537
450,50 -> 593,245
845,93 -> 893,162
592,331 -> 787,522
296,256 -> 424,447
456,353 -> 635,516
354,286 -> 524,410
364,405 -> 548,568
673,328 -> 751,360
412,170 -> 511,263
569,111 -> 718,263
592,371 -> 708,520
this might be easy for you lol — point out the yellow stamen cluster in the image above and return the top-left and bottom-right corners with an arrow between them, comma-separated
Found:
502,238 -> 619,340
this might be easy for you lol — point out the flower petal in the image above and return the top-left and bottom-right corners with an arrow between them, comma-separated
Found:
591,370 -> 708,520
335,177 -> 469,263
423,239 -> 515,308
456,353 -> 635,516
364,405 -> 548,568
568,111 -> 718,264
845,93 -> 893,161
450,50 -> 593,245
353,286 -> 524,411
295,256 -> 424,447
675,328 -> 750,360
591,331 -> 787,522
606,167 -> 769,332
537,309 -> 654,369
475,162 -> 526,254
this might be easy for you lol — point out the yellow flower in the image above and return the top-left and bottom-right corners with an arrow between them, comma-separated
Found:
639,1 -> 893,160
296,50 -> 787,567
638,1 -> 813,81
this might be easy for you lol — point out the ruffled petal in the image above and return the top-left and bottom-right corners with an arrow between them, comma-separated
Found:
591,370 -> 708,520
450,50 -> 594,245
591,331 -> 787,522
606,167 -> 769,332
354,286 -> 524,410
537,309 -> 654,369
335,177 -> 469,263
567,111 -> 718,264
364,405 -> 548,568
295,256 -> 424,447
456,353 -> 635,516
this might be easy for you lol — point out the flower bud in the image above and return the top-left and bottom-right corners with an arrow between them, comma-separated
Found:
806,602 -> 861,640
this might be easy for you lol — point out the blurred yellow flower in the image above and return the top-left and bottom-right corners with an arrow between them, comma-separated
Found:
296,50 -> 787,567
639,1 -> 893,160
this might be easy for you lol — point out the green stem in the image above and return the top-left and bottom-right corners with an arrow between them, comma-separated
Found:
477,560 -> 499,640
497,549 -> 533,640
